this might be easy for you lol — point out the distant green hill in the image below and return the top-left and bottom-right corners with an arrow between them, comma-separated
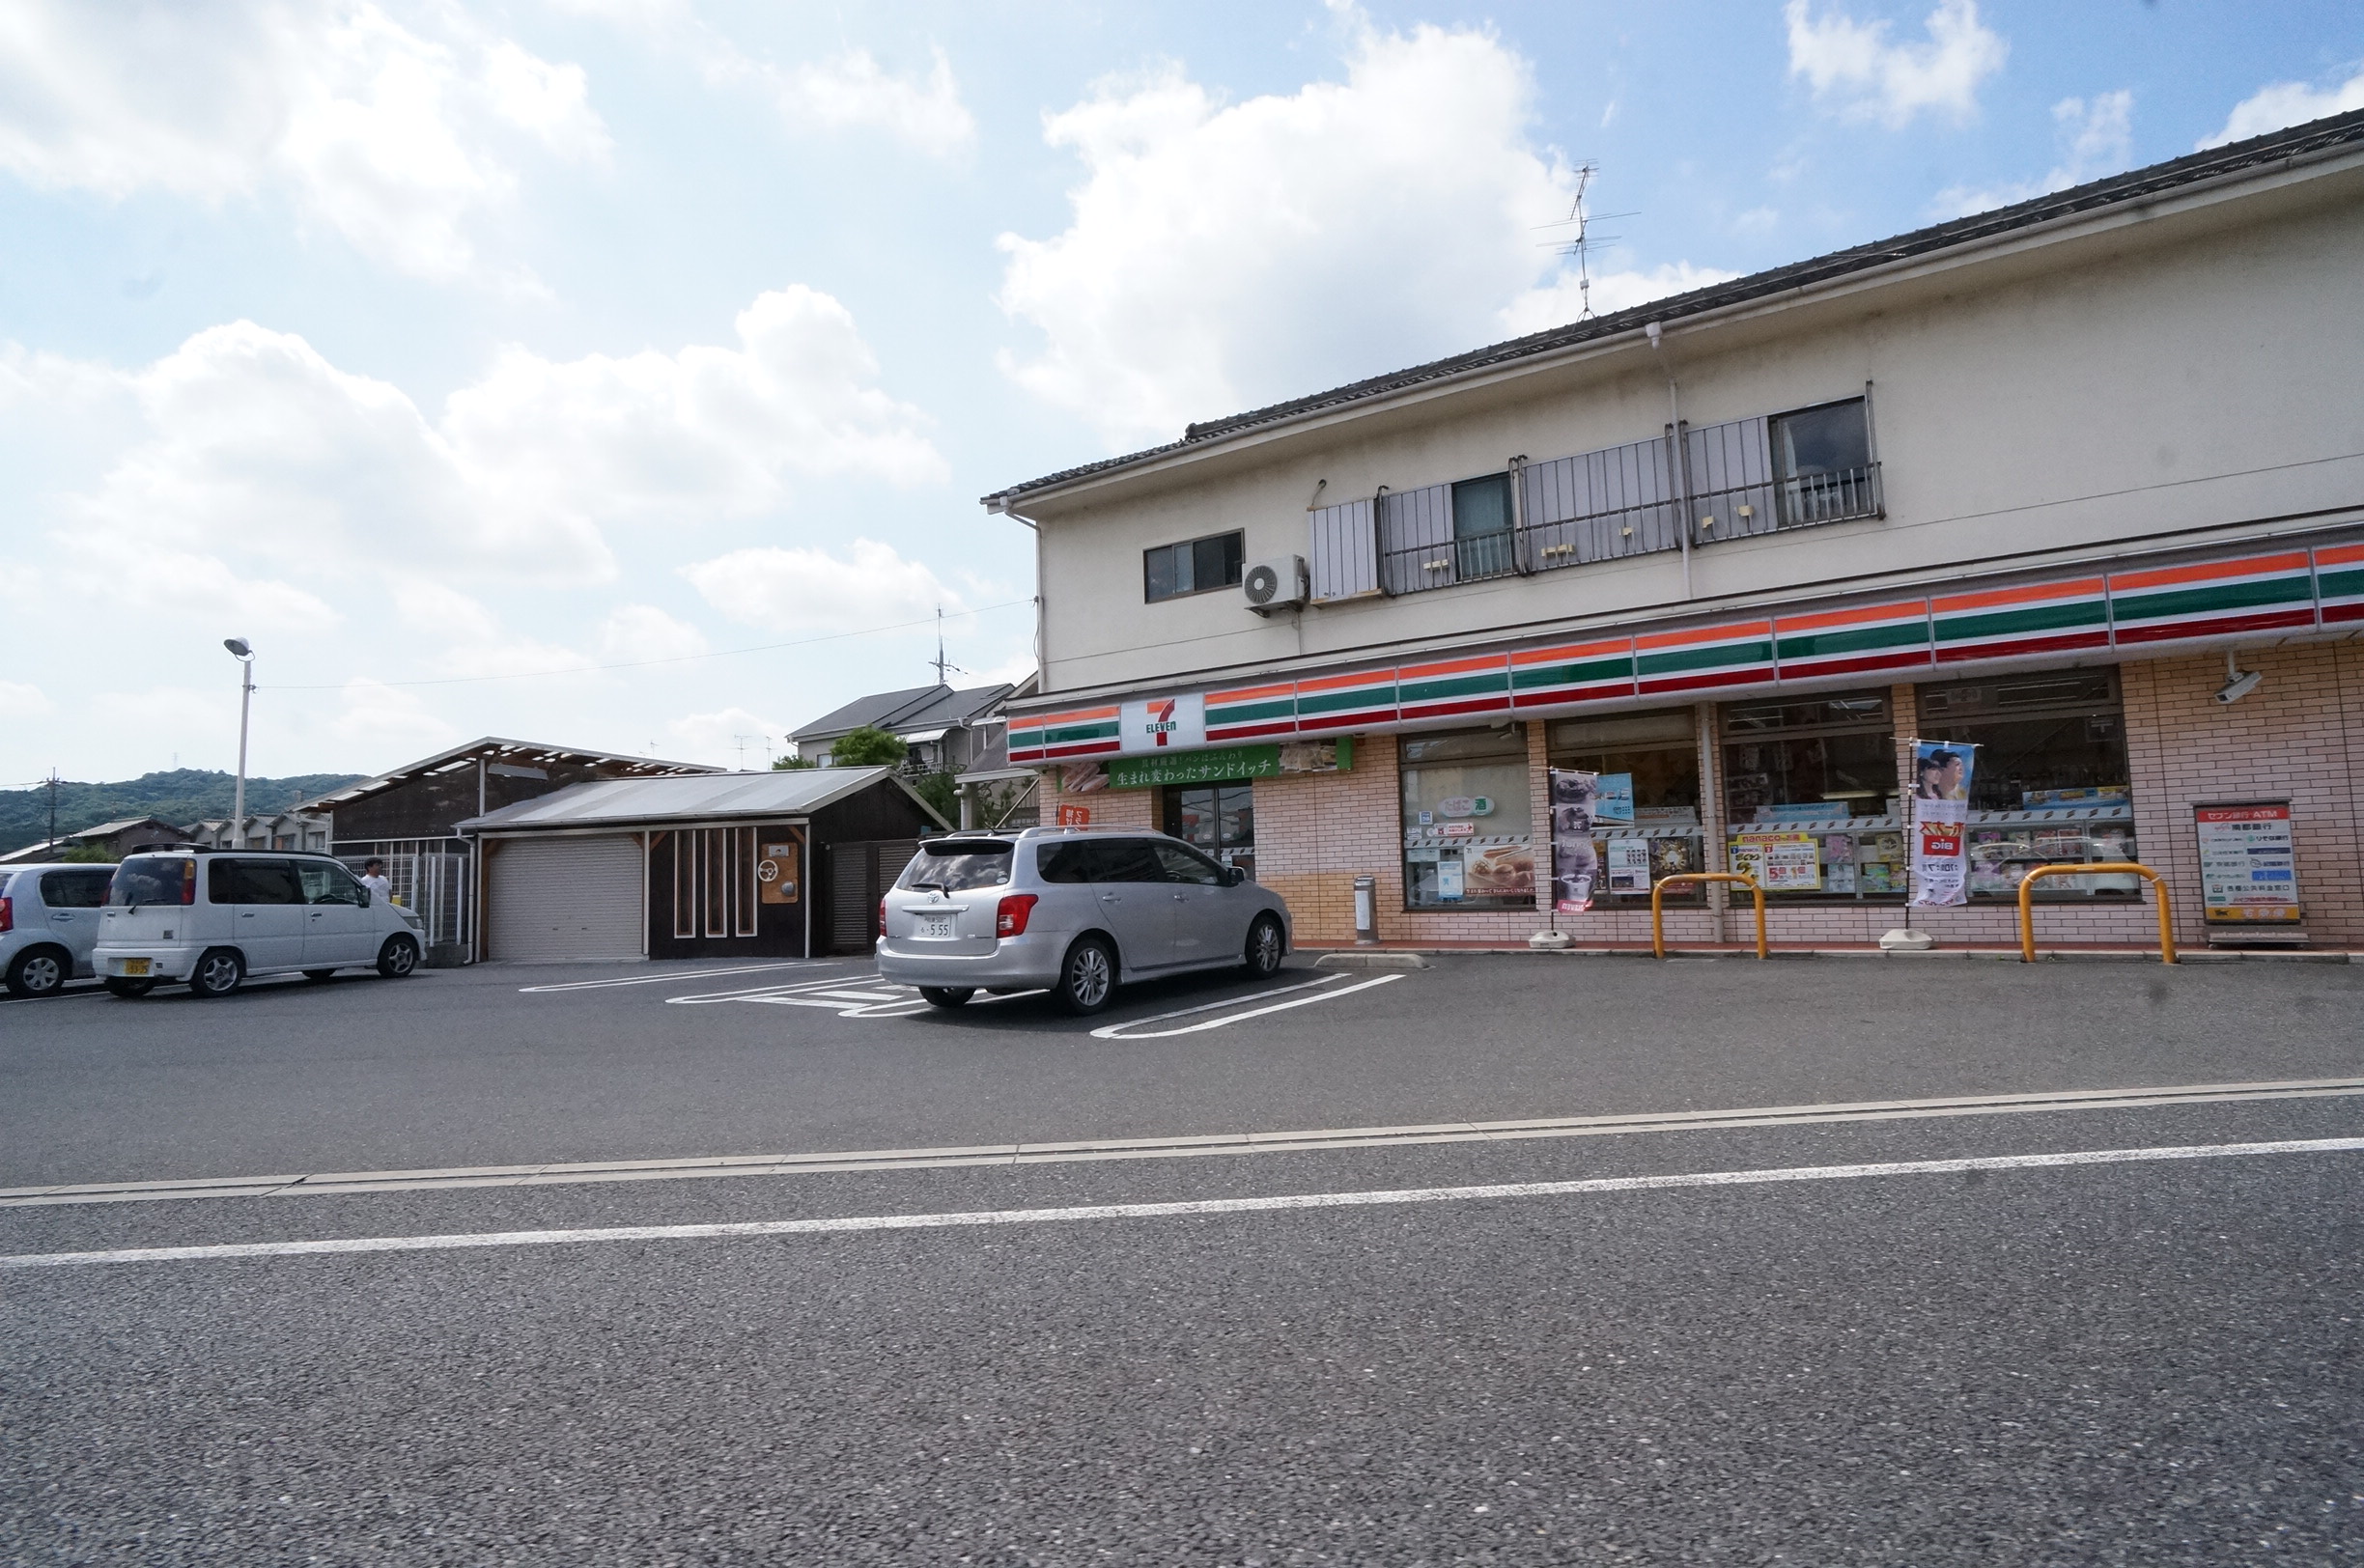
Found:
0,770 -> 364,854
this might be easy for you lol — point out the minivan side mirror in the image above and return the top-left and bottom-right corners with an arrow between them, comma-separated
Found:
1223,866 -> 1245,886
356,887 -> 371,907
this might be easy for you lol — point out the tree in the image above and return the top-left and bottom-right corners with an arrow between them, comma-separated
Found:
771,754 -> 816,770
910,770 -> 959,826
828,726 -> 909,768
60,841 -> 118,863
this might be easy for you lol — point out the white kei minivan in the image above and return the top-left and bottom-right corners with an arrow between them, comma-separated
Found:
94,852 -> 427,998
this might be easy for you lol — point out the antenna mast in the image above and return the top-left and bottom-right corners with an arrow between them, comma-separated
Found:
930,604 -> 966,686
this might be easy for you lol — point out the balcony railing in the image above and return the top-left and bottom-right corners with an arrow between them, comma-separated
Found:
1369,463 -> 1883,598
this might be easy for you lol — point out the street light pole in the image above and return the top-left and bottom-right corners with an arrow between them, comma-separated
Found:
225,639 -> 254,848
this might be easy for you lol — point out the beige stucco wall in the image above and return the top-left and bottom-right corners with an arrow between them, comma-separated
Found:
1017,157 -> 2364,700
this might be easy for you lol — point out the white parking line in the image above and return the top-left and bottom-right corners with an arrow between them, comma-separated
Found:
1090,973 -> 1400,1039
520,962 -> 838,994
14,1077 -> 2357,1208
9,1136 -> 2358,1271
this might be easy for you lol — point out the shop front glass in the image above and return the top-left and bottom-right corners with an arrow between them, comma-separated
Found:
1916,669 -> 2138,899
1163,784 -> 1255,879
1401,726 -> 1534,910
1721,690 -> 1901,899
1546,708 -> 1704,901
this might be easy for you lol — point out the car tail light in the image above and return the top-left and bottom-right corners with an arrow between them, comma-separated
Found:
996,894 -> 1039,938
878,897 -> 888,938
181,861 -> 198,905
0,896 -> 12,935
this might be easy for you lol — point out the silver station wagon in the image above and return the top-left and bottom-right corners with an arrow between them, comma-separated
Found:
875,826 -> 1292,1015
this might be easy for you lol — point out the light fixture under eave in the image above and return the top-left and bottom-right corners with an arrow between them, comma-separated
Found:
2215,650 -> 2262,705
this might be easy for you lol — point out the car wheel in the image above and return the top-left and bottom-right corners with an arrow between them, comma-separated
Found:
104,977 -> 155,997
5,945 -> 69,998
189,948 -> 245,998
303,968 -> 339,983
1054,937 -> 1116,1016
918,986 -> 974,1009
377,936 -> 420,978
1243,915 -> 1285,978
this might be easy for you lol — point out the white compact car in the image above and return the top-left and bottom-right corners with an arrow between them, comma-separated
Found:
94,851 -> 426,998
0,862 -> 118,997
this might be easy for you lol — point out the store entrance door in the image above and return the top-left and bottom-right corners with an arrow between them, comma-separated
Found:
1163,784 -> 1255,879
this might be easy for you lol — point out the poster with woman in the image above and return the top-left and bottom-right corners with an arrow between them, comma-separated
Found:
1909,741 -> 1978,906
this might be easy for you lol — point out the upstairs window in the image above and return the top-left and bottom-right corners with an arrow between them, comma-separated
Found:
1771,397 -> 1875,526
1449,473 -> 1515,581
1144,530 -> 1245,602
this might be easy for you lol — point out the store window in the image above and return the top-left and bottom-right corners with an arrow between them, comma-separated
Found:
1721,689 -> 1900,899
1143,531 -> 1245,602
1401,726 -> 1534,910
1163,784 -> 1255,879
1916,669 -> 2139,899
1546,708 -> 1704,898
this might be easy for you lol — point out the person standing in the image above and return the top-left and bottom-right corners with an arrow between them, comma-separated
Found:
359,858 -> 392,904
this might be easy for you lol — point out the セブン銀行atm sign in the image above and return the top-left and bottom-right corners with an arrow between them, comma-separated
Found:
1119,694 -> 1207,754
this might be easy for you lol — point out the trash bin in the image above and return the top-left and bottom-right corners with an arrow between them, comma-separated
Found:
1353,875 -> 1378,946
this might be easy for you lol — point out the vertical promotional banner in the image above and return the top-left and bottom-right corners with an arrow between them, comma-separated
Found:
1549,770 -> 1600,913
1908,741 -> 1977,907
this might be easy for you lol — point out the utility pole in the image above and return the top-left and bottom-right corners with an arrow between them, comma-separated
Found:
930,604 -> 966,687
46,769 -> 58,852
224,639 -> 254,847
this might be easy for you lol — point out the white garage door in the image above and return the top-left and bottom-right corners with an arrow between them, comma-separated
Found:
487,835 -> 644,963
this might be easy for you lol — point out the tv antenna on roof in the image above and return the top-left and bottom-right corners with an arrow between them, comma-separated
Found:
1534,163 -> 1633,323
930,604 -> 966,686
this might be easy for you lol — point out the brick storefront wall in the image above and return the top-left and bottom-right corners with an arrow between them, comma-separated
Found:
1033,637 -> 2364,949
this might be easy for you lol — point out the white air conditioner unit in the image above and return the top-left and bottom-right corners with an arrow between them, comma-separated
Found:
1243,555 -> 1309,613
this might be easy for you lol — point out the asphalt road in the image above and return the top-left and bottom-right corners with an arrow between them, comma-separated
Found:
4,955 -> 2361,1564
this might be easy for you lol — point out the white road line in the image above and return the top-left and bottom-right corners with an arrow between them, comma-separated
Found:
1091,973 -> 1397,1039
9,1076 -> 2360,1209
520,963 -> 837,994
8,1137 -> 2358,1271
665,976 -> 885,1004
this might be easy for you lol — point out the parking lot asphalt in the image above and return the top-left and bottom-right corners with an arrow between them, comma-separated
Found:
4,954 -> 2360,1566
3,953 -> 2361,1189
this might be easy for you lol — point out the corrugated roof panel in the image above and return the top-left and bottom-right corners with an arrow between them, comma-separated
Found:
458,768 -> 898,831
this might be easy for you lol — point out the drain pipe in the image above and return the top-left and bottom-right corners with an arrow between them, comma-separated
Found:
1646,322 -> 1694,600
988,497 -> 1048,684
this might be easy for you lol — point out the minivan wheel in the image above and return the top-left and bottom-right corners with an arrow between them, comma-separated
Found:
918,986 -> 974,1009
1054,937 -> 1116,1016
1243,915 -> 1285,978
6,946 -> 68,998
104,977 -> 155,998
189,948 -> 245,998
377,936 -> 420,978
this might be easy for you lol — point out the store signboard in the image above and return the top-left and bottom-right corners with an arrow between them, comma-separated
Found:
757,832 -> 802,905
2194,801 -> 2301,923
1733,831 -> 1820,891
1908,739 -> 1978,907
1605,837 -> 1652,894
1118,694 -> 1207,754
1101,738 -> 1352,791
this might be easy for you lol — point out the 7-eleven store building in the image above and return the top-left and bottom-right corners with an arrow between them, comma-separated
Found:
1012,539 -> 2364,953
991,113 -> 2364,955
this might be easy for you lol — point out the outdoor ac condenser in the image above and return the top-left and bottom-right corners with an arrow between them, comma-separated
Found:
1243,555 -> 1309,613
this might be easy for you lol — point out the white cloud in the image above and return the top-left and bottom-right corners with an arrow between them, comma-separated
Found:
667,706 -> 791,770
1500,262 -> 1743,338
681,540 -> 957,632
2202,66 -> 2364,149
996,21 -> 1725,449
1934,90 -> 2131,217
0,681 -> 54,718
597,604 -> 709,663
552,2 -> 972,157
327,677 -> 462,753
0,0 -> 608,279
1784,0 -> 2007,127
781,48 -> 974,157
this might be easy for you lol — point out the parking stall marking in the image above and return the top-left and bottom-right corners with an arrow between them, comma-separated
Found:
1090,972 -> 1399,1039
519,962 -> 840,994
8,1136 -> 2361,1271
7,1077 -> 2359,1209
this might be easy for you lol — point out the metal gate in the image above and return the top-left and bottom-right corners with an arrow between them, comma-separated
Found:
487,835 -> 645,963
343,852 -> 472,953
829,838 -> 919,955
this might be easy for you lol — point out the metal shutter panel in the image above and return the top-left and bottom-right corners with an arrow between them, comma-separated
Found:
488,835 -> 644,963
827,839 -> 923,955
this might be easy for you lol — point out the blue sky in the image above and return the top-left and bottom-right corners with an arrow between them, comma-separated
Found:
3,0 -> 2358,783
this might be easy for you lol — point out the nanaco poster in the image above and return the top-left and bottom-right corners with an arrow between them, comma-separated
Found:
1909,741 -> 1977,907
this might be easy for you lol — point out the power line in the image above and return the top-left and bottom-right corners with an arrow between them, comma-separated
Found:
261,598 -> 1034,692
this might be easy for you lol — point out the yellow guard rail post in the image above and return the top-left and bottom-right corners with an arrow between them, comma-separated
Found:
1651,872 -> 1768,960
2017,862 -> 2177,965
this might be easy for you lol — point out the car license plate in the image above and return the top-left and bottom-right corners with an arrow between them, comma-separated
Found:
917,916 -> 954,940
120,958 -> 151,976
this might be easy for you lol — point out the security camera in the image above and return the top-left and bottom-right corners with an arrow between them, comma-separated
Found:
2215,649 -> 2262,704
2215,668 -> 2262,705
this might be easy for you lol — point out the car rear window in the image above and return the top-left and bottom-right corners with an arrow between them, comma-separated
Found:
898,840 -> 1014,892
108,856 -> 192,907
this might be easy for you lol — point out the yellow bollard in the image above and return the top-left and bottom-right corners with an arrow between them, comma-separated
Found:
2017,862 -> 2177,964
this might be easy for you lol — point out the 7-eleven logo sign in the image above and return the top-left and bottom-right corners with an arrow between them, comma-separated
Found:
1120,694 -> 1206,755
